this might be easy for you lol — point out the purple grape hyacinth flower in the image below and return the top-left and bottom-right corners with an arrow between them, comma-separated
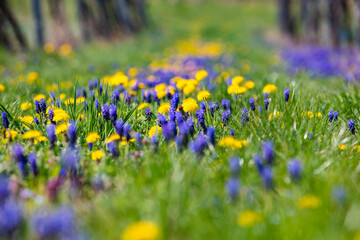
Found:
196,110 -> 207,133
67,121 -> 77,147
145,108 -> 152,121
229,156 -> 240,175
109,104 -> 117,123
61,148 -> 79,172
40,99 -> 47,114
190,134 -> 208,157
329,110 -> 338,122
226,177 -> 240,201
102,104 -> 110,121
261,167 -> 273,189
115,119 -> 124,136
1,112 -> 9,129
241,108 -> 249,124
0,200 -> 23,236
28,153 -> 39,176
284,88 -> 290,102
249,98 -> 255,111
207,126 -> 216,145
287,159 -> 302,181
229,129 -> 234,136
47,124 -> 56,148
171,93 -> 179,109
222,110 -> 230,126
48,108 -> 54,124
262,141 -> 275,165
348,119 -> 355,134
35,100 -> 41,114
158,113 -> 167,127
135,132 -> 142,149
107,141 -> 119,157
264,99 -> 270,111
123,124 -> 132,141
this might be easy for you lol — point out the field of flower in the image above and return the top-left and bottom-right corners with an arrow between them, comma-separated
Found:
1,1 -> 360,239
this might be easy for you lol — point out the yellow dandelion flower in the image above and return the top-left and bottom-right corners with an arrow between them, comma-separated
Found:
34,94 -> 46,102
22,130 -> 42,139
176,79 -> 188,90
195,70 -> 208,81
64,98 -> 74,105
315,112 -> 322,117
182,98 -> 199,113
157,90 -> 167,99
18,116 -> 34,126
227,85 -> 247,94
338,144 -> 346,150
76,97 -> 85,104
263,84 -> 277,93
122,221 -> 160,240
158,103 -> 171,114
237,210 -> 263,227
27,72 -> 39,84
55,122 -> 70,134
86,132 -> 100,143
186,79 -> 199,86
167,86 -> 176,95
120,137 -> 135,143
243,81 -> 255,89
106,72 -> 129,87
302,111 -> 314,119
35,136 -> 48,144
154,83 -> 167,92
0,84 -> 5,92
91,150 -> 105,161
218,136 -> 247,149
129,90 -> 137,96
171,76 -> 182,84
138,103 -> 150,110
105,134 -> 120,144
149,126 -> 162,137
5,129 -> 18,140
232,76 -> 244,85
197,90 -> 211,101
53,108 -> 70,122
128,67 -> 138,77
183,84 -> 196,95
59,44 -> 72,56
20,102 -> 31,111
297,195 -> 321,209
44,42 -> 55,54
60,93 -> 67,100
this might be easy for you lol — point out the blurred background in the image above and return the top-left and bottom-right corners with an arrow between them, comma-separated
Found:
2,0 -> 360,83
2,0 -> 360,52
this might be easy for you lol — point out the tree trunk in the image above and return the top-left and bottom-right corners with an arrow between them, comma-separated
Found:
340,0 -> 353,46
33,0 -> 44,47
0,13 -> 12,50
355,0 -> 360,47
278,0 -> 295,37
0,0 -> 28,51
78,0 -> 92,42
48,0 -> 73,46
329,0 -> 341,47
